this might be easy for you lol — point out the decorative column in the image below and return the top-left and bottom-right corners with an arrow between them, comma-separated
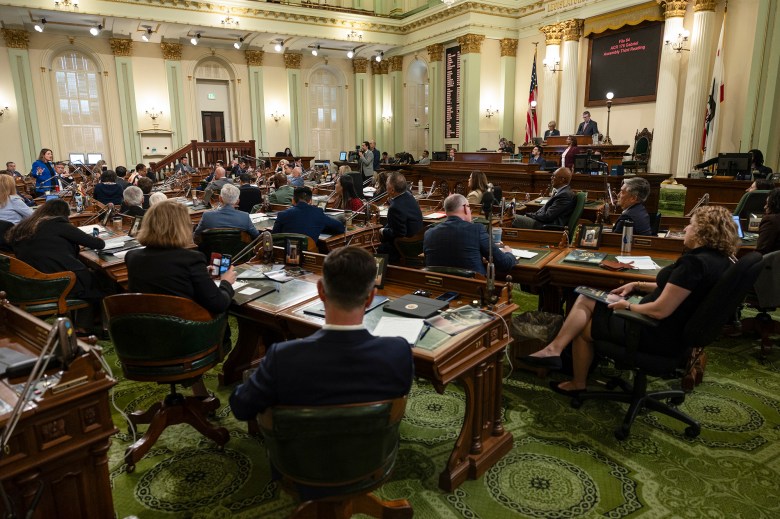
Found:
558,20 -> 583,136
540,24 -> 564,137
284,52 -> 303,155
388,56 -> 403,156
245,50 -> 267,157
457,34 -> 485,152
427,44 -> 444,152
650,0 -> 688,174
499,39 -> 518,144
353,58 -> 369,143
161,42 -> 187,149
371,60 -> 387,150
675,0 -> 718,176
2,29 -> 40,170
110,38 -> 141,166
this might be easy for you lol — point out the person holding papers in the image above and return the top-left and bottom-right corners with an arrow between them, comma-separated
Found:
522,206 -> 738,395
424,193 -> 516,276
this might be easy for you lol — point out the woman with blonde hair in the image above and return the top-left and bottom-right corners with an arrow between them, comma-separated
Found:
467,170 -> 489,205
524,205 -> 739,394
0,174 -> 33,224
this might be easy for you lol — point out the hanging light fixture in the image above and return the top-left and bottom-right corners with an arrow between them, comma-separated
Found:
190,33 -> 201,46
89,24 -> 103,36
34,19 -> 47,32
141,27 -> 152,42
233,37 -> 244,50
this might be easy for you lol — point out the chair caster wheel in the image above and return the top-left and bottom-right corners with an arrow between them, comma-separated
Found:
126,464 -> 136,474
570,399 -> 582,409
614,425 -> 630,441
684,425 -> 700,438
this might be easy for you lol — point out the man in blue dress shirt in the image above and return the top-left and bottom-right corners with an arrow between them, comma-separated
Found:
272,186 -> 345,243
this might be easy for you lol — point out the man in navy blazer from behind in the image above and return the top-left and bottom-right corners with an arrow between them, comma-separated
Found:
424,193 -> 517,275
378,172 -> 423,263
193,183 -> 260,240
272,186 -> 345,243
230,246 -> 414,417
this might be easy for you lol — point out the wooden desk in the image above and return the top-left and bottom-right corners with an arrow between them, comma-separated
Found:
517,144 -> 630,169
0,301 -> 117,518
677,177 -> 752,214
224,254 -> 517,492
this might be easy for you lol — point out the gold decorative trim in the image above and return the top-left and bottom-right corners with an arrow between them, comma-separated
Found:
499,38 -> 518,57
427,44 -> 444,62
657,0 -> 688,18
353,58 -> 368,74
109,38 -> 133,57
693,0 -> 716,12
2,29 -> 29,49
371,60 -> 389,75
388,56 -> 403,72
540,23 -> 564,45
584,1 -> 664,37
283,52 -> 302,69
245,49 -> 264,66
160,42 -> 182,60
457,34 -> 485,54
561,19 -> 584,41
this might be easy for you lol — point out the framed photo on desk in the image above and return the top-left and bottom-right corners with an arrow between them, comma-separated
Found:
374,254 -> 388,288
578,223 -> 603,249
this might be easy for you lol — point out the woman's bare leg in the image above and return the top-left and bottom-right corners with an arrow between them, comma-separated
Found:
557,321 -> 594,391
530,295 -> 597,358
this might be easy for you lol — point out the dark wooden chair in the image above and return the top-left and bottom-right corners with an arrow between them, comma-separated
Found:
394,229 -> 426,268
199,227 -> 254,259
622,128 -> 653,174
740,250 -> 780,356
568,252 -> 763,440
258,397 -> 412,519
103,293 -> 230,472
0,254 -> 90,318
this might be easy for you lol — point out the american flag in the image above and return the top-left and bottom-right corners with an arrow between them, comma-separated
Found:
525,50 -> 539,144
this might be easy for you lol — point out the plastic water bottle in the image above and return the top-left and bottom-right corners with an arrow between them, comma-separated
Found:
621,219 -> 634,255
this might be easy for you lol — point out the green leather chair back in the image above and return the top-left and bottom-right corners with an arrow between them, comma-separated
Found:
634,136 -> 650,158
734,190 -> 769,219
258,397 -> 406,492
200,228 -> 251,258
567,191 -> 588,242
271,233 -> 316,253
0,254 -> 81,316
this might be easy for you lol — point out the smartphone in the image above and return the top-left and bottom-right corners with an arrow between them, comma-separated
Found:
436,291 -> 459,302
219,254 -> 232,277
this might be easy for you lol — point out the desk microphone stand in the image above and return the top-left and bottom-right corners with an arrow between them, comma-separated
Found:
480,192 -> 499,310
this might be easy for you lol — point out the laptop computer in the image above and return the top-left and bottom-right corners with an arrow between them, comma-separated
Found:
384,294 -> 449,319
339,151 -> 347,161
732,214 -> 758,241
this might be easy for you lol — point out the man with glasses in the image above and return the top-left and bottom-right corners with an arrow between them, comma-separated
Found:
576,111 -> 599,137
511,167 -> 576,229
424,193 -> 516,275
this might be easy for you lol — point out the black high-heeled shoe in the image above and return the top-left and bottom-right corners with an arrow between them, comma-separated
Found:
520,354 -> 562,370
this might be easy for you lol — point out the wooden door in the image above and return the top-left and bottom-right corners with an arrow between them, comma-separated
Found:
202,111 -> 225,142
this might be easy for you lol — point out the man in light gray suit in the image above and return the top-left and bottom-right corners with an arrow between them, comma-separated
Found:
358,140 -> 374,182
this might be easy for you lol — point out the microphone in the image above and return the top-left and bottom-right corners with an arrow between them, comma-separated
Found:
695,157 -> 719,169
481,191 -> 495,217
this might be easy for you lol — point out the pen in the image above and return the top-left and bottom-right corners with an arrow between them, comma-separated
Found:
419,324 -> 431,342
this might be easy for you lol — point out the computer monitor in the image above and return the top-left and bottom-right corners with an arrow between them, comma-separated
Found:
716,153 -> 751,177
573,154 -> 589,173
87,153 -> 103,165
69,153 -> 86,165
339,151 -> 347,161
432,151 -> 448,161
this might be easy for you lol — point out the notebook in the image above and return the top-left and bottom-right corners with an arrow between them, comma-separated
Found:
383,294 -> 449,319
303,295 -> 389,318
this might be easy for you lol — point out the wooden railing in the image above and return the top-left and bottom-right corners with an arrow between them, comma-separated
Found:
150,140 -> 256,177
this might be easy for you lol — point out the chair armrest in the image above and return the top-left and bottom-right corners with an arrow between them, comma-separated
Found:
541,224 -> 564,231
612,308 -> 660,328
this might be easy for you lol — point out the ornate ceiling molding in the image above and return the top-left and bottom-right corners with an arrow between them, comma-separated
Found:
245,49 -> 264,66
388,56 -> 402,72
693,0 -> 717,12
560,19 -> 584,41
283,52 -> 302,69
540,23 -> 564,45
109,38 -> 133,56
353,58 -> 368,74
160,42 -> 182,60
657,0 -> 688,18
457,34 -> 485,54
2,28 -> 29,49
499,38 -> 518,57
427,43 -> 443,62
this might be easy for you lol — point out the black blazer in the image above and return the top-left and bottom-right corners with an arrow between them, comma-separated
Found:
126,247 -> 234,314
544,129 -> 560,138
238,185 -> 263,213
382,190 -> 423,242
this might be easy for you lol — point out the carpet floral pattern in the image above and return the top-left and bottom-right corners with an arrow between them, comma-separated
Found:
106,323 -> 780,518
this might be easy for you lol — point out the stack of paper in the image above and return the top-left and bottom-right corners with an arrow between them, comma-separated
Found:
615,256 -> 660,270
511,248 -> 538,259
372,317 -> 426,345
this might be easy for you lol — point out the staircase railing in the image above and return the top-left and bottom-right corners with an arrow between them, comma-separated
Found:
150,140 -> 256,177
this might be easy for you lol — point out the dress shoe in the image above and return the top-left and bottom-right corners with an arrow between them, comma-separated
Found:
520,354 -> 562,370
549,380 -> 587,397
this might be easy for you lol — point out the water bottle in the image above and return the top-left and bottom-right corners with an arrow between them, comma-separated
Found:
621,218 -> 634,255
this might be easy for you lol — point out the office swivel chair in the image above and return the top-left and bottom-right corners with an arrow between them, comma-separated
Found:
740,250 -> 780,356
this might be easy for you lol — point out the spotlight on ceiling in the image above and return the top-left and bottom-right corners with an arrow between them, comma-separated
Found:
89,24 -> 102,36
312,44 -> 320,57
274,40 -> 283,52
34,18 -> 47,33
141,27 -> 152,42
233,37 -> 244,50
191,33 -> 201,46
347,48 -> 355,59
375,51 -> 384,63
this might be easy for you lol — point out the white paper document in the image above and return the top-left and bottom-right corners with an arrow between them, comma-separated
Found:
114,246 -> 145,259
511,248 -> 538,259
615,256 -> 660,270
372,317 -> 426,345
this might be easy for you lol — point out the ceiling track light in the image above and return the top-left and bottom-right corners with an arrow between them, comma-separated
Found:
34,18 -> 47,32
233,37 -> 244,50
375,51 -> 384,63
141,27 -> 152,42
274,40 -> 283,52
312,44 -> 320,57
89,24 -> 103,36
191,33 -> 201,46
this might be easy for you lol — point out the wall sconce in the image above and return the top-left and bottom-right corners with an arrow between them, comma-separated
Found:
271,111 -> 285,122
665,30 -> 690,53
542,56 -> 562,73
0,106 -> 9,117
54,0 -> 79,8
382,114 -> 392,123
604,91 -> 614,145
485,107 -> 498,119
146,108 -> 162,129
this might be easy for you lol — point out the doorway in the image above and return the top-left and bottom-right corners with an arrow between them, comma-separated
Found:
202,111 -> 225,142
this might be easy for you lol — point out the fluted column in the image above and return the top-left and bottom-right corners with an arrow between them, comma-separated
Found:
457,34 -> 485,152
499,39 -> 518,143
389,56 -> 403,155
110,38 -> 141,166
650,1 -> 688,174
540,24 -> 563,136
371,60 -> 387,151
161,43 -> 187,148
353,58 -> 369,142
558,20 -> 583,136
284,53 -> 303,155
245,50 -> 267,156
427,44 -> 444,152
2,29 -> 40,170
675,0 -> 718,176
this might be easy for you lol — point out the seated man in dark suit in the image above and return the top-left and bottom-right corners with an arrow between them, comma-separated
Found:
612,177 -> 653,236
229,245 -> 413,416
272,186 -> 345,243
528,145 -> 547,169
424,194 -> 516,275
120,186 -> 146,217
237,173 -> 262,213
511,167 -> 576,229
193,183 -> 260,241
203,166 -> 234,205
378,172 -> 424,263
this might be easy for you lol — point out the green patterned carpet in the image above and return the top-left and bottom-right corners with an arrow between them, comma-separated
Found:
105,305 -> 780,518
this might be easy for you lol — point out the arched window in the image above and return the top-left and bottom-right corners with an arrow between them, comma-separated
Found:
308,68 -> 342,160
52,51 -> 107,160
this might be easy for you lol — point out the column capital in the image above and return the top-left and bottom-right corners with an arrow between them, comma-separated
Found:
388,56 -> 403,72
283,52 -> 302,69
457,34 -> 485,54
109,38 -> 133,57
427,43 -> 444,62
540,23 -> 565,46
499,39 -> 518,57
160,42 -> 182,60
353,58 -> 369,74
693,0 -> 716,12
561,20 -> 584,41
245,49 -> 264,66
2,28 -> 29,49
371,60 -> 389,75
657,0 -> 689,18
